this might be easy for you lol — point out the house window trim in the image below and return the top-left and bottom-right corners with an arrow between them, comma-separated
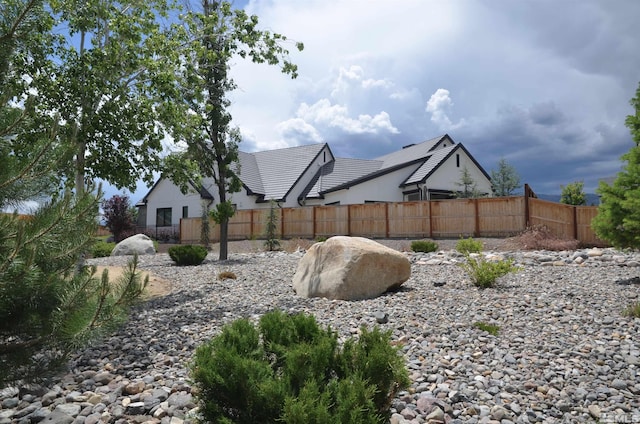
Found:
403,189 -> 421,201
156,207 -> 172,227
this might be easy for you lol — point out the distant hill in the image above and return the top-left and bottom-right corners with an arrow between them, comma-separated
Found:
536,193 -> 600,206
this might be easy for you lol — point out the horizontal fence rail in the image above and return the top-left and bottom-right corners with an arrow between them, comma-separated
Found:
180,196 -> 606,246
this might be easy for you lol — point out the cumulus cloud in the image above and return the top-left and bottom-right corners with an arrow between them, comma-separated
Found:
276,118 -> 323,144
426,89 -> 466,130
294,99 -> 399,135
330,65 -> 395,99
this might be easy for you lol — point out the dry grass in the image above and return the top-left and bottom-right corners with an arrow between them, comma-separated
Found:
507,225 -> 580,251
218,271 -> 237,280
281,238 -> 317,253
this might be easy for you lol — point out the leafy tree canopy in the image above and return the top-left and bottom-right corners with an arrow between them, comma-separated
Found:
162,0 -> 303,260
560,181 -> 586,206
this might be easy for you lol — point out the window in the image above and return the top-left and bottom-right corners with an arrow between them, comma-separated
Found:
182,206 -> 188,218
405,191 -> 420,201
456,154 -> 460,167
156,208 -> 172,227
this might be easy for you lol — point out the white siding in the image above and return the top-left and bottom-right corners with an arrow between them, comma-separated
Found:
320,163 -> 423,205
425,151 -> 492,195
144,179 -> 204,226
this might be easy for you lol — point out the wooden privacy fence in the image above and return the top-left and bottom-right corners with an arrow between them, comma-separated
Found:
180,195 -> 605,245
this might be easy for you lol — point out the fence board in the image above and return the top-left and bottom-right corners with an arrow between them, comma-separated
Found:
529,198 -> 574,239
315,205 -> 349,236
180,218 -> 202,244
477,197 -> 525,237
576,206 -> 606,246
430,199 -> 476,237
282,207 -> 314,238
349,203 -> 387,237
178,197 -> 603,246
228,210 -> 254,240
388,201 -> 430,238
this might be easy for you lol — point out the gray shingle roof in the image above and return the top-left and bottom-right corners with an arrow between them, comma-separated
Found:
311,134 -> 457,195
402,144 -> 457,185
239,143 -> 327,201
238,151 -> 263,195
374,134 -> 449,169
303,157 -> 383,199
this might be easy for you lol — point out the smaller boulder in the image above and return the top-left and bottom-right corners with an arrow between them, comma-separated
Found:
111,234 -> 155,256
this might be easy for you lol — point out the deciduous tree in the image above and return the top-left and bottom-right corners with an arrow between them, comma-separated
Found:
46,0 -> 183,195
592,82 -> 640,249
164,0 -> 302,260
103,194 -> 136,242
560,181 -> 586,206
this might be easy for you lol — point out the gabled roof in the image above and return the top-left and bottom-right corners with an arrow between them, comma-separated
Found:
401,143 -> 491,187
303,157 -> 384,199
306,134 -> 457,196
240,143 -> 329,201
374,134 -> 452,169
136,176 -> 213,207
238,151 -> 263,195
402,144 -> 457,186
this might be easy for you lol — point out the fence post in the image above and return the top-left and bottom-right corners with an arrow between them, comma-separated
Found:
280,208 -> 285,239
524,183 -> 531,227
347,205 -> 352,236
312,206 -> 317,239
573,206 -> 578,240
385,203 -> 390,238
428,200 -> 433,238
474,198 -> 480,237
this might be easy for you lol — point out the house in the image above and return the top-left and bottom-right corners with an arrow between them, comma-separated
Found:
135,134 -> 492,232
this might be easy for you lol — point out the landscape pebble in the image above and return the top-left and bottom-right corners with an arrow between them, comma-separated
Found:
1,245 -> 640,423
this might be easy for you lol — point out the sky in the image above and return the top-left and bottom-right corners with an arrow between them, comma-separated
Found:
107,0 -> 640,204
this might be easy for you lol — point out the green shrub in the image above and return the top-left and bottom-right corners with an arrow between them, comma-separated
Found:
315,236 -> 328,243
623,302 -> 640,318
191,310 -> 409,424
92,241 -> 115,258
168,245 -> 208,266
474,321 -> 499,336
458,255 -> 521,288
410,240 -> 438,253
456,236 -> 483,254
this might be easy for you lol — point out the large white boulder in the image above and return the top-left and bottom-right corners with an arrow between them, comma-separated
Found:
292,236 -> 411,300
111,234 -> 156,256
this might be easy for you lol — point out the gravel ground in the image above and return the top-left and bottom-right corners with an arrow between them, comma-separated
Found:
1,241 -> 639,424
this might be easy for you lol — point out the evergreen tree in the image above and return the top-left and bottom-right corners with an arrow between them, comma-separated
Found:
456,166 -> 483,198
592,82 -> 640,249
0,0 -> 147,386
490,158 -> 521,196
560,181 -> 586,206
